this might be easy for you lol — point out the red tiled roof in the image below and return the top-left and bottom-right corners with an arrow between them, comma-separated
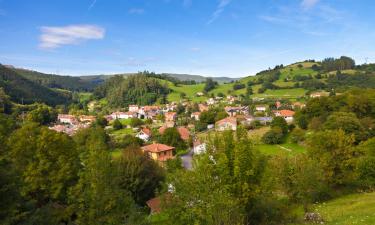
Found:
142,127 -> 152,136
192,112 -> 201,116
141,143 -> 175,153
277,110 -> 295,117
216,117 -> 237,125
146,197 -> 161,214
158,126 -> 167,134
177,127 -> 190,140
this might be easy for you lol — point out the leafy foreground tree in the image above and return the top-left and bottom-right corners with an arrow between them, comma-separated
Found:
161,129 -> 285,225
69,128 -> 145,225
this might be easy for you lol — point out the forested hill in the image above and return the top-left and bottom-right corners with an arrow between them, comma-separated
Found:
11,67 -> 101,91
0,65 -> 70,105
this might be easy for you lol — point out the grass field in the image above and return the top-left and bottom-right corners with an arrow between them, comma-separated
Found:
293,192 -> 375,225
252,88 -> 307,100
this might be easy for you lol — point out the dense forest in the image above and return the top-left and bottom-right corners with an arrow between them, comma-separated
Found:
94,74 -> 170,107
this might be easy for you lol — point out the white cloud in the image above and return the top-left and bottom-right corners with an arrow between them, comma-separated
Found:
128,8 -> 145,14
39,24 -> 105,49
207,0 -> 232,25
301,0 -> 320,9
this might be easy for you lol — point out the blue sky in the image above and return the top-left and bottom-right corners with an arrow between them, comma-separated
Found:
0,0 -> 374,77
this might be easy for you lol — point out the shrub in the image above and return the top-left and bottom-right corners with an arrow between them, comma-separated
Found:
112,119 -> 123,130
262,127 -> 284,144
290,128 -> 306,143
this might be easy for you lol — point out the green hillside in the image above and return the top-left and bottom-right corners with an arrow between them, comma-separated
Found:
293,192 -> 375,225
163,59 -> 375,102
0,65 -> 71,105
13,67 -> 101,91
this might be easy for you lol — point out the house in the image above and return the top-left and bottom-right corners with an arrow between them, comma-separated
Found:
292,102 -> 306,110
254,117 -> 273,125
198,104 -> 209,112
224,106 -> 248,117
207,98 -> 216,105
238,115 -> 255,125
255,105 -> 267,112
110,111 -> 137,120
141,143 -> 175,165
196,92 -> 204,97
146,197 -> 162,214
193,140 -> 206,155
191,112 -> 201,121
57,114 -> 77,125
136,127 -> 152,142
275,101 -> 282,109
215,117 -> 237,131
128,105 -> 139,112
165,112 -> 177,121
177,127 -> 190,141
274,110 -> 295,123
79,115 -> 96,124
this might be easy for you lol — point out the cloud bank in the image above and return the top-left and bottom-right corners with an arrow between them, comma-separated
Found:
207,0 -> 232,24
301,0 -> 320,9
39,24 -> 105,49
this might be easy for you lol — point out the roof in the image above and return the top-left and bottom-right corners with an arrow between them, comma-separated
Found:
277,110 -> 295,117
216,117 -> 237,126
158,126 -> 167,134
58,114 -> 75,119
177,127 -> 190,140
192,112 -> 201,116
146,197 -> 162,214
141,143 -> 175,153
141,127 -> 152,136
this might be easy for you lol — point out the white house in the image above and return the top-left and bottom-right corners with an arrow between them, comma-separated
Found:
193,140 -> 206,155
129,105 -> 139,112
136,127 -> 152,142
255,105 -> 267,112
57,114 -> 77,125
191,112 -> 201,121
111,111 -> 137,120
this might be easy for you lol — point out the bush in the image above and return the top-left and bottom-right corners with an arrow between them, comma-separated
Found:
262,127 -> 284,144
129,118 -> 144,127
233,83 -> 246,90
112,119 -> 123,130
290,128 -> 306,143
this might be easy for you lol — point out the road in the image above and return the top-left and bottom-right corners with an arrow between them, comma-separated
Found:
180,148 -> 194,170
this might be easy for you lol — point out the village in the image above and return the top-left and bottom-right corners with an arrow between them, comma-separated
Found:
49,93 -> 312,168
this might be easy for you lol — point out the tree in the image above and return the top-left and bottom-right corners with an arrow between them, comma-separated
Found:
94,116 -> 108,128
129,117 -> 144,127
262,127 -> 284,144
112,134 -> 143,148
203,78 -> 217,92
69,128 -> 140,225
8,123 -> 80,204
271,117 -> 288,135
160,127 -> 186,150
357,138 -> 375,188
26,103 -> 57,125
112,119 -> 123,130
307,130 -> 357,186
115,147 -> 165,205
246,85 -> 253,95
323,112 -> 367,142
290,128 -> 306,143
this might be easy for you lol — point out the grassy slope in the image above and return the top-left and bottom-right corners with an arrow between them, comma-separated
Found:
164,62 -> 317,102
293,192 -> 375,225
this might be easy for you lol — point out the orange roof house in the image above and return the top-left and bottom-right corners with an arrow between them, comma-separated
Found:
177,127 -> 190,141
141,143 -> 175,164
165,112 -> 177,121
274,110 -> 295,123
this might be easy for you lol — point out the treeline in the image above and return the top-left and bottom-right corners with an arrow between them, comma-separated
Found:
0,65 -> 71,106
14,68 -> 100,91
94,74 -> 170,107
321,56 -> 355,72
0,116 -> 164,224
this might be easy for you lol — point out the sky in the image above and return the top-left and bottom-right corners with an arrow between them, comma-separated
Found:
0,0 -> 374,77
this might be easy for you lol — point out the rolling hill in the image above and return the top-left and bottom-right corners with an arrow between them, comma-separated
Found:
0,65 -> 71,105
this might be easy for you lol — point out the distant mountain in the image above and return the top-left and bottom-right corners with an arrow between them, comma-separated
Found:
0,65 -> 71,105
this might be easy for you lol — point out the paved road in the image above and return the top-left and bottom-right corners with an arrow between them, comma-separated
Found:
180,148 -> 194,170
